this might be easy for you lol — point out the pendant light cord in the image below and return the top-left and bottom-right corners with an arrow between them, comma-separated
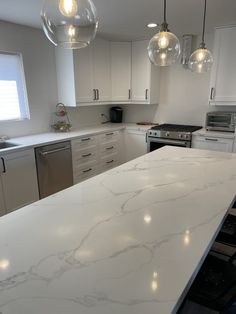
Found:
201,0 -> 207,46
161,0 -> 169,31
164,0 -> 167,24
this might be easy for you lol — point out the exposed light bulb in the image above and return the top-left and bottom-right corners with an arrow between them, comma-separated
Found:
189,48 -> 213,73
158,33 -> 169,49
59,0 -> 78,17
160,52 -> 167,60
196,50 -> 205,62
68,25 -> 76,37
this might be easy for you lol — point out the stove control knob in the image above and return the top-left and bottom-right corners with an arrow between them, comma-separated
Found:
184,134 -> 189,139
165,132 -> 170,137
149,131 -> 152,136
179,134 -> 183,139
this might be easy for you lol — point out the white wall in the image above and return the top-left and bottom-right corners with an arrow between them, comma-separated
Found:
123,34 -> 214,127
0,21 -> 58,138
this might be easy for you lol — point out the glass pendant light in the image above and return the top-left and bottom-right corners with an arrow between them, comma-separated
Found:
189,0 -> 213,73
148,0 -> 181,66
41,0 -> 98,49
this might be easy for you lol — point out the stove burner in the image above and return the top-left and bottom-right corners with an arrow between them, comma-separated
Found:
151,124 -> 202,133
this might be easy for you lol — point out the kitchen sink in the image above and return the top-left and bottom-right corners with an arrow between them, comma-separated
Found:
0,142 -> 19,149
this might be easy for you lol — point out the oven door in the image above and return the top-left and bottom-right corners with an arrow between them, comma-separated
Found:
148,137 -> 190,152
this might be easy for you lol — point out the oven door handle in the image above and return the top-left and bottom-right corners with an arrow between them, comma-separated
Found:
148,138 -> 188,146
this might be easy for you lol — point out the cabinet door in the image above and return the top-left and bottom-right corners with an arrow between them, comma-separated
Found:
210,26 -> 236,104
192,136 -> 233,153
111,42 -> 131,102
74,45 -> 94,103
93,37 -> 111,102
125,130 -> 147,161
1,149 -> 39,213
131,40 -> 151,102
0,178 -> 6,217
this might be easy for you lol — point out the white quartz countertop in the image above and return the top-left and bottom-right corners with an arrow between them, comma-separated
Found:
0,146 -> 236,314
1,123 -> 151,154
193,128 -> 235,139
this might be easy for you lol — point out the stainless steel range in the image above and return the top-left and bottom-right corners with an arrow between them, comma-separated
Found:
147,124 -> 202,152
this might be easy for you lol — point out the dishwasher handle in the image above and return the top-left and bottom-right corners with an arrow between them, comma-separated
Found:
40,146 -> 70,157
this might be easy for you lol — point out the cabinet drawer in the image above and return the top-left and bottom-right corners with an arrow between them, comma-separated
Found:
72,146 -> 98,165
100,154 -> 119,171
73,161 -> 99,183
100,141 -> 118,156
99,131 -> 120,143
72,135 -> 97,149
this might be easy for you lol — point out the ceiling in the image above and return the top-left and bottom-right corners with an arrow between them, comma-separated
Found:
0,0 -> 236,40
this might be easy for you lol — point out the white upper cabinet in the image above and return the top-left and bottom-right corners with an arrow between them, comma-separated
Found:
209,26 -> 236,105
131,40 -> 160,104
74,44 -> 94,103
55,37 -> 111,106
111,42 -> 131,102
93,38 -> 111,102
55,38 -> 160,106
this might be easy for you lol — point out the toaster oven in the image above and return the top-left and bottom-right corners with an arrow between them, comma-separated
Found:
206,112 -> 236,132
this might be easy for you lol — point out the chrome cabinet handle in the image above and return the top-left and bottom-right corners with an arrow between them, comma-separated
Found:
96,89 -> 99,100
1,157 -> 6,173
106,132 -> 114,136
106,146 -> 114,150
106,160 -> 114,164
93,89 -> 97,101
81,137 -> 91,142
82,153 -> 92,157
210,87 -> 215,100
205,138 -> 218,142
128,89 -> 131,100
40,147 -> 69,156
83,168 -> 92,173
145,89 -> 149,100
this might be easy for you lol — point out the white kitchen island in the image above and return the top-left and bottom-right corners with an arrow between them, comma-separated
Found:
0,146 -> 236,314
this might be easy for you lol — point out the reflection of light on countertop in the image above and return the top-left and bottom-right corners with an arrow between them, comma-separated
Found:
77,250 -> 93,258
144,215 -> 152,224
151,271 -> 158,291
56,225 -> 73,237
184,230 -> 190,246
151,280 -> 158,291
0,259 -> 10,270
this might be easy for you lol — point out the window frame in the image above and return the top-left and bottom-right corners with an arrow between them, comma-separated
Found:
0,50 -> 30,123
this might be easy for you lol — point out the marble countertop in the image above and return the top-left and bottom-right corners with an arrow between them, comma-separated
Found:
0,146 -> 235,314
193,128 -> 235,139
0,123 -> 151,154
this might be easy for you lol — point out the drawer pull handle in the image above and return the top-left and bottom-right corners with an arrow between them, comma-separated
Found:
82,153 -> 92,157
1,157 -> 6,173
145,89 -> 149,100
83,168 -> 92,173
81,137 -> 91,142
106,160 -> 114,164
205,138 -> 218,142
210,87 -> 215,100
106,146 -> 114,150
106,132 -> 114,136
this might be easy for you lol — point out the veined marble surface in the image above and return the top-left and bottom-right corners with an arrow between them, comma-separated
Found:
1,123 -> 151,154
0,146 -> 235,314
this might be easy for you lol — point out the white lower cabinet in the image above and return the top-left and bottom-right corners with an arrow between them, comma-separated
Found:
0,180 -> 5,216
124,129 -> 147,161
72,130 -> 122,183
192,135 -> 234,153
0,149 -> 39,215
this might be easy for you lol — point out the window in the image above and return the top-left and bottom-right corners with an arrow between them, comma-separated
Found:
0,52 -> 29,121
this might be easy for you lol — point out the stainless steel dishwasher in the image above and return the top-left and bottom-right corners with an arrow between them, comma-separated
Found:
35,141 -> 73,199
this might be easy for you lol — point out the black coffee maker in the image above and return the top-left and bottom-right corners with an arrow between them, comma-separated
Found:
110,107 -> 123,123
